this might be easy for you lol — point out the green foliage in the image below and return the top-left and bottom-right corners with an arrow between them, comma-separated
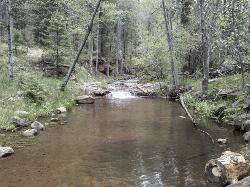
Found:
184,93 -> 215,118
18,76 -> 48,105
0,69 -> 80,130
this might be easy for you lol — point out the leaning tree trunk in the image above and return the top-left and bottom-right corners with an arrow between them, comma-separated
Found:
162,0 -> 179,88
61,0 -> 101,91
205,151 -> 250,186
6,0 -> 14,79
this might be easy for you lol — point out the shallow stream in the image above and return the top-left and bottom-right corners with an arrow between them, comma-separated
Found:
0,91 -> 244,187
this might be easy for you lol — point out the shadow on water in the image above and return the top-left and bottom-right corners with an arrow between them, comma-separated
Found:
0,98 -> 244,187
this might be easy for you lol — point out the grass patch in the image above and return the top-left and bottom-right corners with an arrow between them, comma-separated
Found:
0,70 -> 80,130
183,72 -> 250,123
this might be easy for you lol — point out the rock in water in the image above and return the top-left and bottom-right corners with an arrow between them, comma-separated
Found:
243,131 -> 250,142
217,138 -> 227,144
51,118 -> 60,122
0,147 -> 14,158
227,176 -> 250,187
22,129 -> 38,137
205,151 -> 250,185
31,121 -> 45,131
75,96 -> 95,104
57,106 -> 67,114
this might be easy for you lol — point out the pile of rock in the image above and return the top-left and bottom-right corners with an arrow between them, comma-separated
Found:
80,82 -> 110,97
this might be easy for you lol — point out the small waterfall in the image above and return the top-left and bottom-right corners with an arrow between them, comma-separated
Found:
107,91 -> 137,99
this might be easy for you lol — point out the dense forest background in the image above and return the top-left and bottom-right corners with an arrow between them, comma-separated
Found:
0,0 -> 249,85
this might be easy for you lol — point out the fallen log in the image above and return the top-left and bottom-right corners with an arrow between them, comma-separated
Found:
205,151 -> 250,186
180,94 -> 197,126
180,94 -> 215,143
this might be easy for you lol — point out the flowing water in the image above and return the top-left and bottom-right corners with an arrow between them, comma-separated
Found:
0,92 -> 244,187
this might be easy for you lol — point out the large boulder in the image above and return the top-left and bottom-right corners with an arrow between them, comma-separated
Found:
31,121 -> 45,131
0,147 -> 14,158
75,96 -> 95,104
22,129 -> 38,137
205,151 -> 250,186
243,131 -> 250,142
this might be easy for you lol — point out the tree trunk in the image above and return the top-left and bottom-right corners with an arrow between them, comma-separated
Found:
200,0 -> 210,95
88,33 -> 93,74
95,9 -> 100,75
162,0 -> 179,88
56,28 -> 60,77
6,0 -> 14,79
116,17 -> 123,76
231,0 -> 246,91
61,0 -> 101,91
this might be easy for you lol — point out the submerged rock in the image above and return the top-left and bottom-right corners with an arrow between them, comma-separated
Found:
31,121 -> 45,131
22,129 -> 38,137
205,151 -> 250,185
75,95 -> 95,104
243,131 -> 250,142
51,118 -> 60,122
57,106 -> 67,114
13,116 -> 32,127
0,147 -> 14,158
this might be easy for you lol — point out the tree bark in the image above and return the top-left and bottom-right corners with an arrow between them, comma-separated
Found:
88,33 -> 93,74
162,0 -> 179,88
116,18 -> 122,76
200,0 -> 210,95
95,9 -> 100,75
6,0 -> 14,79
61,0 -> 101,91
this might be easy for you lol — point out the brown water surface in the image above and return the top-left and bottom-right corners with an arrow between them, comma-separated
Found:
0,98 -> 243,187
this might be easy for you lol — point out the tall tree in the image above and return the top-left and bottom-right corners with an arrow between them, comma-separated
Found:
6,0 -> 14,79
162,0 -> 179,87
200,0 -> 210,95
